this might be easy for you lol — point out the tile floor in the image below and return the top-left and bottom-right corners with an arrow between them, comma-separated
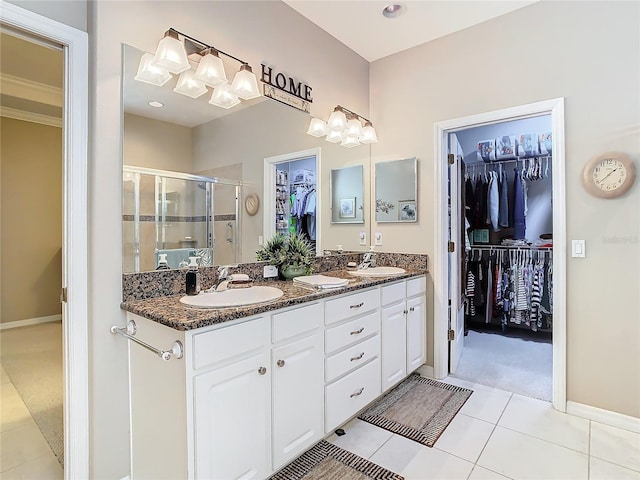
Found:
327,377 -> 640,480
0,365 -> 63,480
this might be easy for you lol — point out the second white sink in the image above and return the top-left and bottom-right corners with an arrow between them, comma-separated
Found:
180,286 -> 284,308
348,266 -> 406,277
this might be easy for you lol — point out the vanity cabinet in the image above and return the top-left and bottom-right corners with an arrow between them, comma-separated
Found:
125,275 -> 427,479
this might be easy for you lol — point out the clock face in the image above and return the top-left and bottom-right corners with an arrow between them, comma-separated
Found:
592,158 -> 627,192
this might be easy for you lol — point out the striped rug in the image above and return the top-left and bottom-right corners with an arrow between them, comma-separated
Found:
358,375 -> 472,447
269,440 -> 403,480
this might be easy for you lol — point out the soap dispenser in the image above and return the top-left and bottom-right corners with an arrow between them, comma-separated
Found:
185,256 -> 200,296
156,253 -> 169,270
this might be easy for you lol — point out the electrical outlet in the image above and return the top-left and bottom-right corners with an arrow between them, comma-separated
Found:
263,265 -> 278,278
359,231 -> 366,246
375,232 -> 383,246
258,235 -> 263,246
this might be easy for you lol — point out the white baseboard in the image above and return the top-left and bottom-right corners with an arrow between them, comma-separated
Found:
567,401 -> 640,433
0,314 -> 62,330
417,364 -> 435,378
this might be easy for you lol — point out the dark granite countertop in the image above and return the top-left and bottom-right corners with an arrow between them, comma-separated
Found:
121,269 -> 426,331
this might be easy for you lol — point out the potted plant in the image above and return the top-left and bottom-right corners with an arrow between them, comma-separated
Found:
256,233 -> 314,280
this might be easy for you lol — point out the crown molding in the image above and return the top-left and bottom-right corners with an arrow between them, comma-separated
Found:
0,73 -> 63,107
0,105 -> 62,128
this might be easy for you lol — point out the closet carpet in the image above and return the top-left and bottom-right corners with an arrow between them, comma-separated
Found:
1,321 -> 63,466
453,329 -> 552,401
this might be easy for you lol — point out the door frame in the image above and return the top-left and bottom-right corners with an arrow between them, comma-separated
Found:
1,2 -> 89,477
433,98 -> 567,411
263,148 -> 321,255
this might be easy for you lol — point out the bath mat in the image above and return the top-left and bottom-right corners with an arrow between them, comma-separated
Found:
269,440 -> 403,480
358,374 -> 472,447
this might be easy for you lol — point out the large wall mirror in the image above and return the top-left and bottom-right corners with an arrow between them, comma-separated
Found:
375,157 -> 418,223
330,165 -> 364,224
121,44 -> 371,273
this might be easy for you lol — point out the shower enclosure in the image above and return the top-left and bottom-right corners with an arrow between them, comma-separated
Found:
123,166 -> 241,273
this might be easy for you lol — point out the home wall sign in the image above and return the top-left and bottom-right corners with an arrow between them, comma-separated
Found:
261,64 -> 312,113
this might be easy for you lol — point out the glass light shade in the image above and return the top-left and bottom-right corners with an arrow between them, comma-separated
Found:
325,129 -> 344,143
194,50 -> 227,87
341,136 -> 361,148
345,117 -> 364,138
209,82 -> 241,109
360,122 -> 379,144
230,64 -> 261,100
173,69 -> 208,98
306,118 -> 328,137
327,108 -> 347,131
152,33 -> 190,74
134,53 -> 172,86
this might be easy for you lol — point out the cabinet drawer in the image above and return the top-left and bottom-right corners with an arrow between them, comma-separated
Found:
407,276 -> 426,297
325,289 -> 380,326
325,334 -> 380,383
325,311 -> 379,355
381,281 -> 405,306
325,358 -> 381,432
192,317 -> 268,371
272,302 -> 323,343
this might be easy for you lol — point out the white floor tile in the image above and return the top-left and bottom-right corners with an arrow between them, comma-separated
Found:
443,376 -> 513,396
478,426 -> 588,480
498,394 -> 590,453
590,421 -> 640,472
1,365 -> 11,384
1,382 -> 34,433
326,418 -> 393,460
452,382 -> 512,424
434,413 -> 495,463
0,422 -> 54,472
370,433 -> 474,480
590,457 -> 640,480
468,465 -> 512,480
1,451 -> 63,480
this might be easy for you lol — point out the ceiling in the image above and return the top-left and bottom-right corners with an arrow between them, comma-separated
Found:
283,0 -> 539,62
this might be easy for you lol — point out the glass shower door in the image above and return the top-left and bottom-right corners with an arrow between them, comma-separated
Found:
211,182 -> 240,266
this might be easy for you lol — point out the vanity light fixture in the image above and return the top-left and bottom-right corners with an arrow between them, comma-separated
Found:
135,28 -> 261,109
307,105 -> 378,147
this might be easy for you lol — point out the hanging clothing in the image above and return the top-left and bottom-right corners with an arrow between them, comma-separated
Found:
513,170 -> 526,239
488,171 -> 500,230
499,170 -> 509,228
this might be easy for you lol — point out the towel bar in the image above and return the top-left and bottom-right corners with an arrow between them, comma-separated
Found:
111,320 -> 183,361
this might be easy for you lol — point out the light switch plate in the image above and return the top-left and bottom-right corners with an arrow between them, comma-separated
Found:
374,232 -> 383,246
263,265 -> 278,278
359,231 -> 366,246
572,240 -> 586,258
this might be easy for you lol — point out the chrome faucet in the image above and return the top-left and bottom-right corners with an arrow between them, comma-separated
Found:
205,265 -> 231,292
358,251 -> 376,270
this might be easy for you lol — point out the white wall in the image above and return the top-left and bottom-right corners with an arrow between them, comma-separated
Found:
370,1 -> 640,417
90,1 -> 369,477
5,0 -> 87,31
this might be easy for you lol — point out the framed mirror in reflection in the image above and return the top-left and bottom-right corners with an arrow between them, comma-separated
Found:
330,165 -> 364,224
375,157 -> 418,223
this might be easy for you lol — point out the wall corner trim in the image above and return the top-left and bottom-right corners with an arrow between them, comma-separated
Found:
566,401 -> 640,433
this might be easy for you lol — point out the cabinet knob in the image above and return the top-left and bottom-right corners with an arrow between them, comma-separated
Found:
277,359 -> 285,368
350,327 -> 365,335
258,367 -> 267,375
350,352 -> 365,362
409,307 -> 415,312
350,302 -> 364,309
403,309 -> 408,315
350,387 -> 365,398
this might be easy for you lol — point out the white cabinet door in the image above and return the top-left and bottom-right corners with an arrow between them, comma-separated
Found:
407,295 -> 427,373
194,352 -> 270,480
272,332 -> 324,470
381,302 -> 407,392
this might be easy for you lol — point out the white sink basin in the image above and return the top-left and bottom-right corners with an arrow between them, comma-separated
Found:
348,266 -> 406,277
180,286 -> 284,308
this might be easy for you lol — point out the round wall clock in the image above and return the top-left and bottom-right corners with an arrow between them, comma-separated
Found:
244,193 -> 260,216
582,151 -> 636,199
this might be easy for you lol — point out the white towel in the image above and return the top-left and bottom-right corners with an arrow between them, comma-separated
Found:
293,275 -> 349,289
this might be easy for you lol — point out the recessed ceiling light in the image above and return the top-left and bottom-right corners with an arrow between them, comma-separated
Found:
148,101 -> 164,108
382,3 -> 407,19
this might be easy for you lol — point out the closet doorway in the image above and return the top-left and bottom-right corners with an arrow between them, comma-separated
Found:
433,99 -> 567,411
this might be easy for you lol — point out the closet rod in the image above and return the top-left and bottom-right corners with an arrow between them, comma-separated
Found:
469,245 -> 552,251
470,154 -> 552,166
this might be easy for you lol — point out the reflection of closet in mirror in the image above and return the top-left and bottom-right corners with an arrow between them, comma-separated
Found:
123,165 -> 240,273
330,165 -> 364,224
375,157 -> 418,223
264,149 -> 319,254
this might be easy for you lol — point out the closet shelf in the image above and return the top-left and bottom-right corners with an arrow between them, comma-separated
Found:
469,244 -> 552,251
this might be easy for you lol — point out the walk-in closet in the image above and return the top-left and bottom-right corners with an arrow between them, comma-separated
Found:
451,115 -> 554,400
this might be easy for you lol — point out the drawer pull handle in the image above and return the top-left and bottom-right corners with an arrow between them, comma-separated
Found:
277,359 -> 285,368
350,302 -> 364,309
410,307 -> 415,312
258,367 -> 267,375
350,327 -> 365,335
350,387 -> 365,398
350,352 -> 365,362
